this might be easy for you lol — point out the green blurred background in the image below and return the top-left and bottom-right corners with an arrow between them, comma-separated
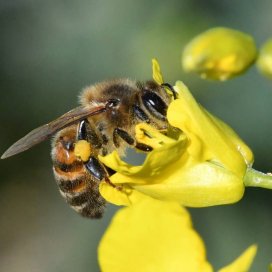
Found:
1,1 -> 272,271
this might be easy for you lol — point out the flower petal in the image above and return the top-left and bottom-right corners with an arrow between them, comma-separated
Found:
204,111 -> 254,167
134,161 -> 244,207
152,58 -> 164,84
218,245 -> 257,272
98,196 -> 213,272
98,127 -> 188,182
99,182 -> 132,206
169,81 -> 249,178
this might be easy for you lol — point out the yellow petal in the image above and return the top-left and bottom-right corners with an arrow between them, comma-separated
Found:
99,182 -> 150,206
205,111 -> 254,167
182,27 -> 257,80
98,132 -> 188,206
218,245 -> 257,272
152,58 -> 164,84
169,81 -> 248,178
175,81 -> 253,166
98,196 -> 213,272
98,130 -> 188,181
134,161 -> 244,207
99,182 -> 132,206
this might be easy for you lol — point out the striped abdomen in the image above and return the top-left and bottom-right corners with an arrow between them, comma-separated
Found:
51,126 -> 105,218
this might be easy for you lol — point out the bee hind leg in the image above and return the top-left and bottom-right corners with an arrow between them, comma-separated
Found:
85,156 -> 105,181
85,156 -> 121,190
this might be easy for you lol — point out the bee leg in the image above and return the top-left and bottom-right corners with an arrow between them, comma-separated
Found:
77,119 -> 102,148
104,176 -> 122,190
113,127 -> 153,152
77,120 -> 88,141
85,156 -> 106,181
85,156 -> 121,190
135,143 -> 153,152
113,128 -> 135,148
132,104 -> 150,123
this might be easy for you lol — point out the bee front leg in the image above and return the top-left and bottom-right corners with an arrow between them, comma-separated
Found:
113,127 -> 153,152
113,128 -> 135,148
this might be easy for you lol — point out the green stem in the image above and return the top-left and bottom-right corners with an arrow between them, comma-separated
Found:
244,168 -> 272,189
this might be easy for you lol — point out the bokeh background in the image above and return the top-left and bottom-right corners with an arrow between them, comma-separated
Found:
1,0 -> 272,271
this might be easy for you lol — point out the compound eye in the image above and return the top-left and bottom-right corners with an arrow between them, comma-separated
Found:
142,91 -> 167,120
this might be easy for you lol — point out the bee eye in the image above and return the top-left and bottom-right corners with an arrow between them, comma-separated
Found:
142,91 -> 167,119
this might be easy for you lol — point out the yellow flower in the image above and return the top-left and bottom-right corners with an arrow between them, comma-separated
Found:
99,69 -> 253,207
182,27 -> 257,80
256,39 -> 272,78
98,195 -> 257,272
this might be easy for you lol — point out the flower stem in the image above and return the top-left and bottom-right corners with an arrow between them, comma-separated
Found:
244,168 -> 272,189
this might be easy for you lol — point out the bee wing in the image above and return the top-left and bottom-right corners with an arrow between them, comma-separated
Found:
1,105 -> 106,159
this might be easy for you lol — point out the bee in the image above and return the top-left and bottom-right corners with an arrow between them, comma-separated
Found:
1,79 -> 176,218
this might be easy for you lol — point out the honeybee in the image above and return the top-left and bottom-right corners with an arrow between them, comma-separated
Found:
1,79 -> 176,218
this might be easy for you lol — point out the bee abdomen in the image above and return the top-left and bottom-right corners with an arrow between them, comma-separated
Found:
51,127 -> 105,218
53,166 -> 105,218
53,159 -> 83,172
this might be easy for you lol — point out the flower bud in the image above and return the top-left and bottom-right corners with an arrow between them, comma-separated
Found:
256,39 -> 272,77
182,27 -> 257,80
